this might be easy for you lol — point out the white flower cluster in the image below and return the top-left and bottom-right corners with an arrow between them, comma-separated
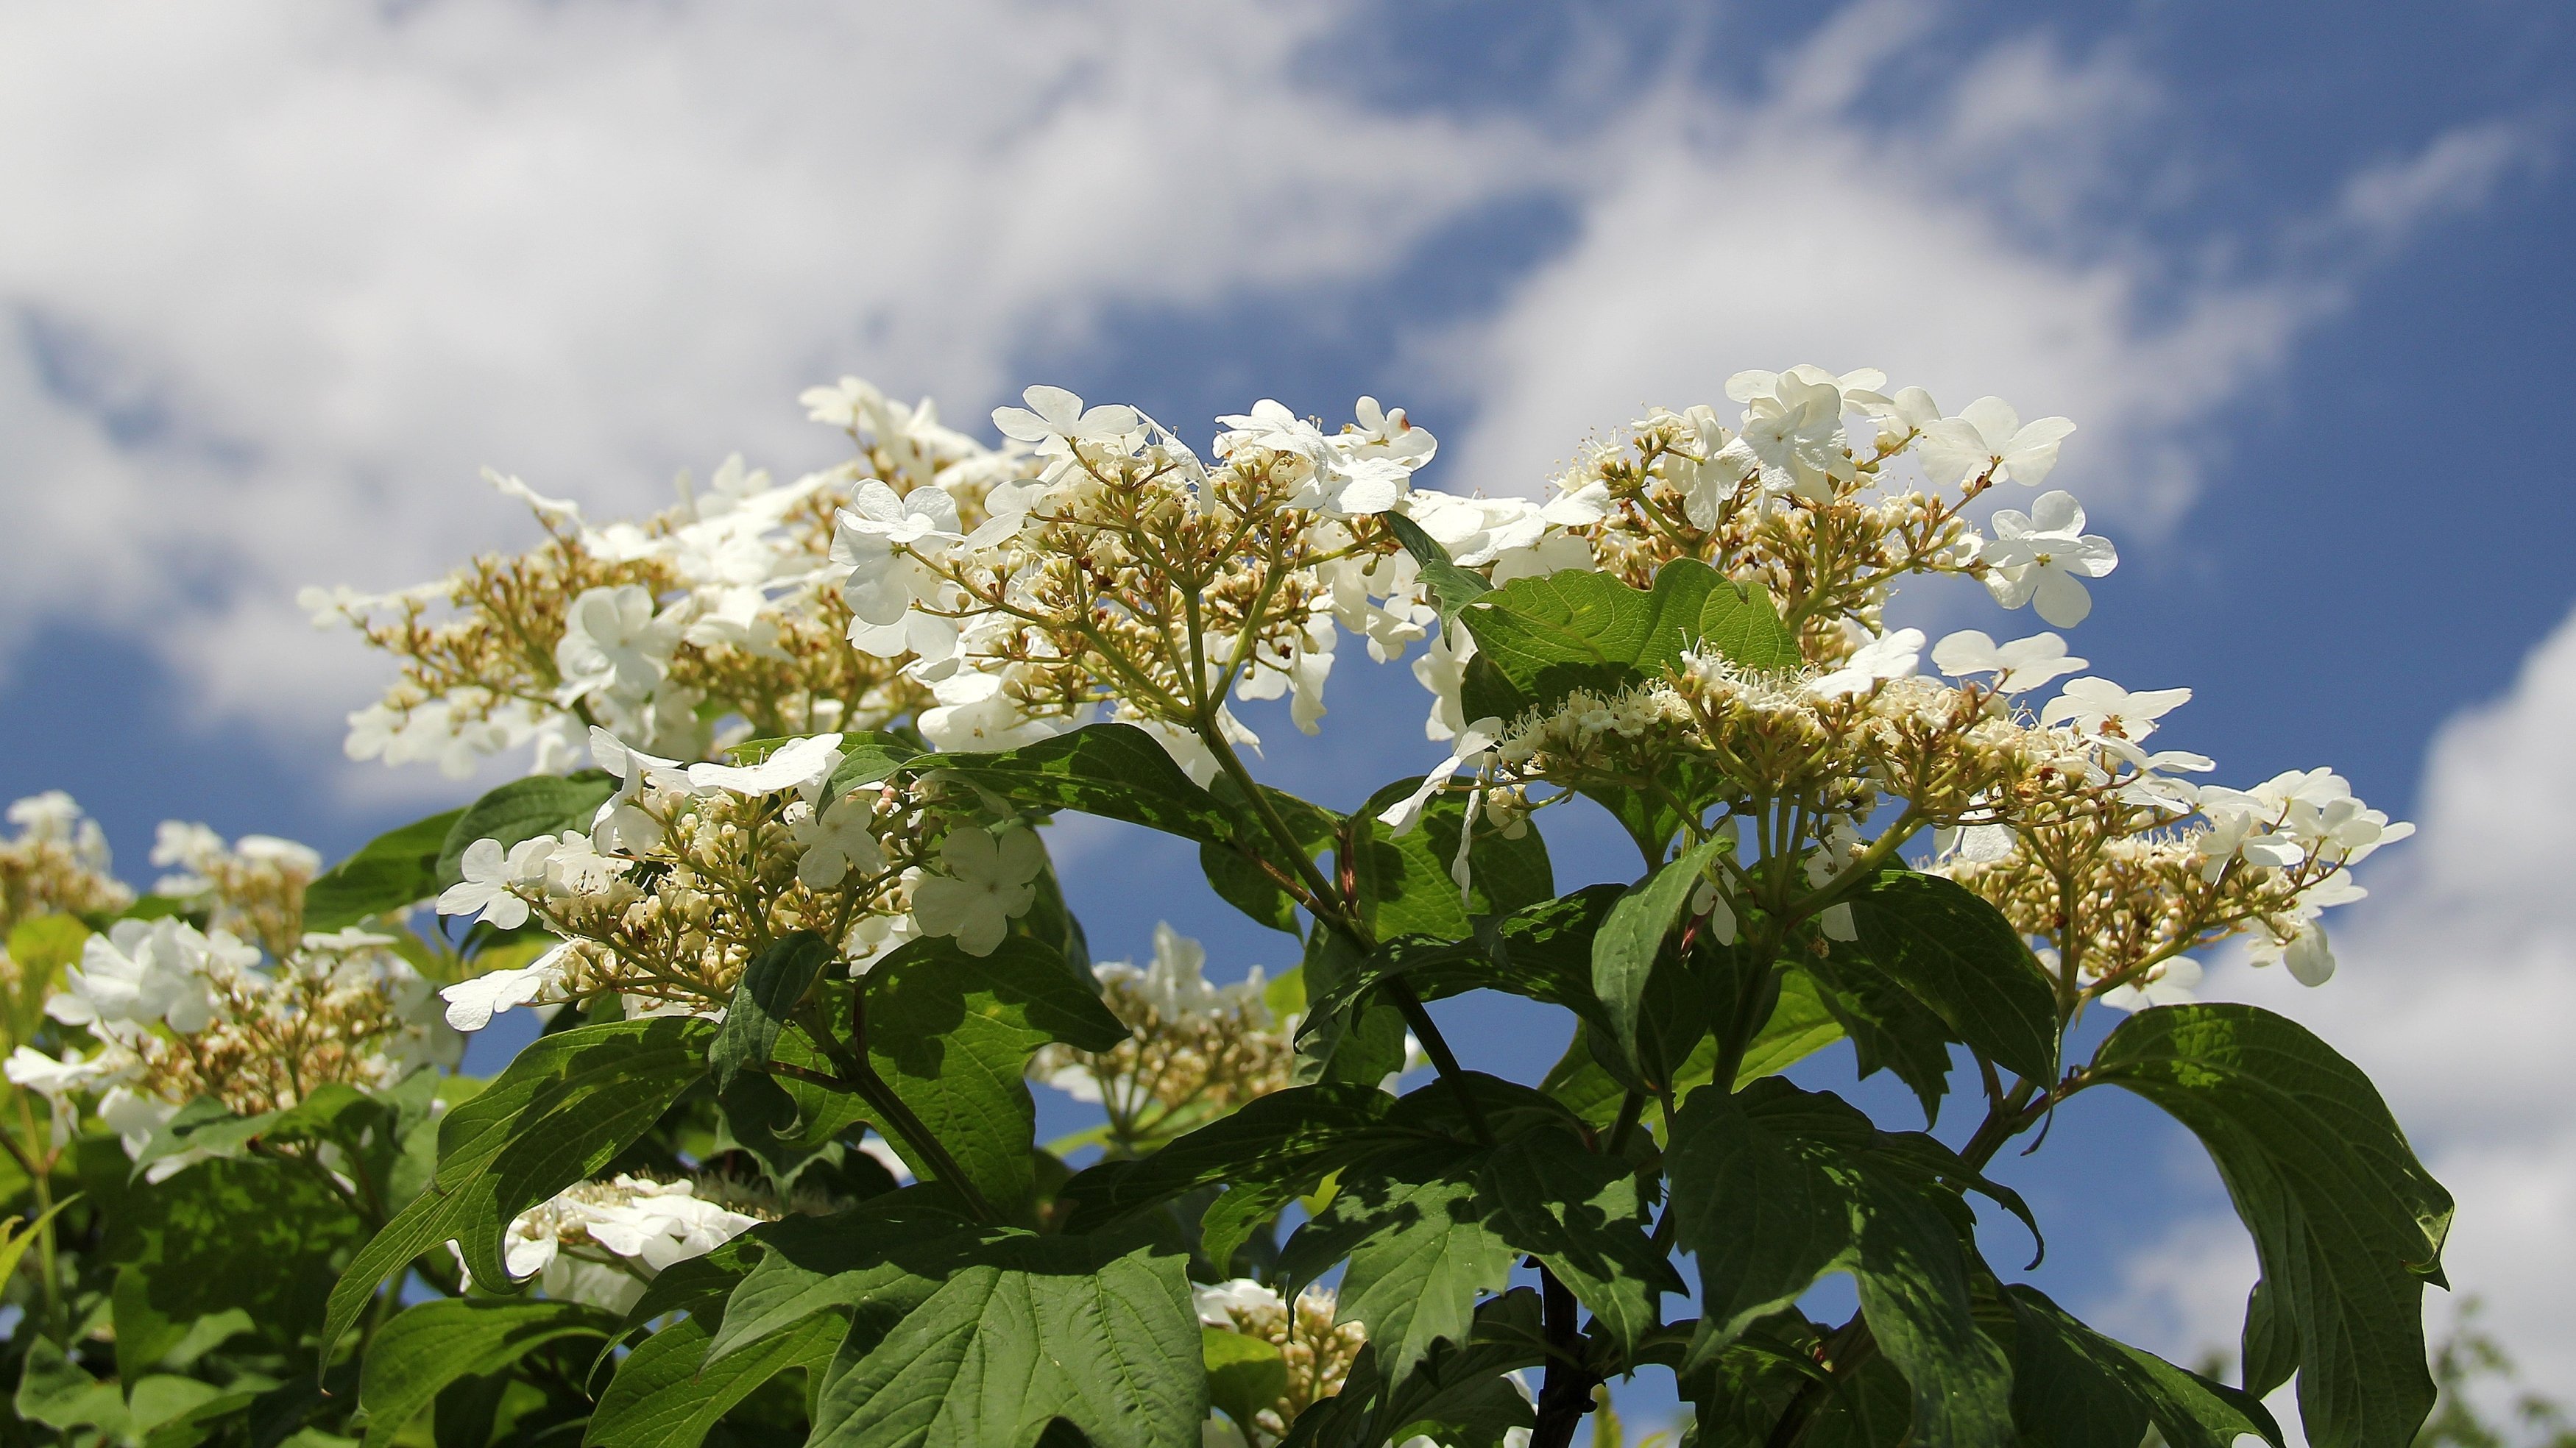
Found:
1035,922 -> 1276,1108
7,908 -> 459,1176
472,1174 -> 766,1313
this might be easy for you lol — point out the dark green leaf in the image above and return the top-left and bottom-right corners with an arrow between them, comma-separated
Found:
304,808 -> 467,931
1455,560 -> 1717,717
827,732 -> 921,795
926,723 -> 1250,848
1281,1289 -> 1546,1448
1665,1079 -> 2011,1447
2092,1004 -> 2450,1448
806,1235 -> 1205,1448
2003,1284 -> 2283,1448
1203,1329 -> 1289,1439
1592,835 -> 1731,1085
109,1154 -> 367,1356
322,1017 -> 715,1359
1475,1131 -> 1681,1352
1279,1143 -> 1518,1388
1799,951 -> 1959,1125
587,1310 -> 846,1448
1844,870 -> 2059,1084
1345,778 -> 1551,943
705,1197 -> 987,1367
1055,1082 -> 1401,1235
866,935 -> 1128,1216
357,1299 -> 618,1448
1695,580 -> 1802,672
1381,511 -> 1493,626
436,771 -> 618,886
2240,1277 -> 2296,1399
1200,780 -> 1339,935
712,931 -> 835,1092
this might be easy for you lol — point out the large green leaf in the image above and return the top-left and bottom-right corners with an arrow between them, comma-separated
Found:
710,930 -> 835,1092
2090,1004 -> 2449,1448
2002,1284 -> 2282,1448
1695,580 -> 1802,672
1664,1079 -> 2012,1447
1055,1082 -> 1403,1257
1342,780 -> 1549,943
357,1299 -> 618,1448
1540,971 -> 1844,1134
1592,834 -> 1731,1086
321,1017 -> 714,1358
587,1310 -> 846,1448
805,1235 -> 1204,1448
1202,1329 -> 1289,1441
1278,1143 -> 1518,1391
304,807 -> 467,931
1474,1130 -> 1681,1352
1454,559 -> 1717,715
704,1198 -> 989,1366
827,731 -> 924,795
436,771 -> 618,885
1200,778 -> 1339,934
1843,870 -> 2059,1084
107,1154 -> 367,1362
925,723 -> 1250,848
1797,950 -> 1960,1126
865,936 -> 1128,1218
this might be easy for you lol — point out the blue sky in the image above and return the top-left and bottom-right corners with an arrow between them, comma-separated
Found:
4,0 -> 2572,1427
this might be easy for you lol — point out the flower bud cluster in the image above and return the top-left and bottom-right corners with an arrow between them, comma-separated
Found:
6,823 -> 461,1176
1194,1278 -> 1368,1445
1028,924 -> 1294,1153
0,792 -> 132,937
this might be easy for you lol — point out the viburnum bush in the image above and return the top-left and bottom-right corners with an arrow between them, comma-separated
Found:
0,366 -> 2445,1448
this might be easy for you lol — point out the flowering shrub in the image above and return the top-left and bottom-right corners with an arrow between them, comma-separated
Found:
0,366 -> 2444,1448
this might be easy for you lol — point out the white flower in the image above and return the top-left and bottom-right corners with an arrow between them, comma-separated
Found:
792,795 -> 884,888
583,1184 -> 762,1271
542,832 -> 631,898
832,480 -> 963,628
7,791 -> 82,840
1806,628 -> 1925,699
1930,630 -> 2089,694
590,726 -> 689,853
440,943 -> 574,1032
910,827 -> 1047,957
1725,373 -> 1853,505
5,1046 -> 109,1098
994,385 -> 1142,447
1412,626 -> 1478,742
1193,1278 -> 1286,1327
2041,677 -> 2192,740
686,734 -> 845,799
555,585 -> 685,700
1916,397 -> 2076,489
1982,491 -> 2117,628
1376,718 -> 1503,836
1340,397 -> 1437,466
918,670 -> 1085,753
435,837 -> 556,930
50,919 -> 244,1034
2099,957 -> 2204,1012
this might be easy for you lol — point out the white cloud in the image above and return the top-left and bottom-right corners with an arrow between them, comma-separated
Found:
0,0 -> 1515,758
0,0 -> 2535,812
2101,600 -> 2576,1434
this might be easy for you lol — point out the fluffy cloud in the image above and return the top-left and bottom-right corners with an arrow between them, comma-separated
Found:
0,0 -> 2530,803
0,0 -> 1514,746
2102,600 -> 2576,1433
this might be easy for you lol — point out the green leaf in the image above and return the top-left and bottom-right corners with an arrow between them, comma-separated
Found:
704,1198 -> 986,1367
436,771 -> 618,886
587,1310 -> 846,1448
1056,1082 -> 1401,1235
1665,1079 -> 2012,1447
1381,511 -> 1494,626
866,935 -> 1128,1217
1592,835 -> 1731,1086
2003,1283 -> 2283,1448
806,1235 -> 1205,1448
1345,778 -> 1552,943
711,931 -> 834,1092
1281,1289 -> 1545,1448
1200,779 -> 1340,935
2240,1277 -> 2296,1399
1279,1143 -> 1518,1389
14,1338 -> 127,1437
2091,1004 -> 2450,1448
1695,580 -> 1802,672
110,1155 -> 367,1355
1798,951 -> 1959,1126
358,1299 -> 618,1448
827,731 -> 921,795
1455,560 -> 1718,716
927,723 -> 1251,848
1474,1131 -> 1681,1352
321,1017 -> 714,1359
1843,870 -> 2059,1084
718,1024 -> 871,1182
1203,1329 -> 1289,1439
303,808 -> 467,931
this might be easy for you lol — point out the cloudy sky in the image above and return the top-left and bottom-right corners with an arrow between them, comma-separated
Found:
6,0 -> 2572,1431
